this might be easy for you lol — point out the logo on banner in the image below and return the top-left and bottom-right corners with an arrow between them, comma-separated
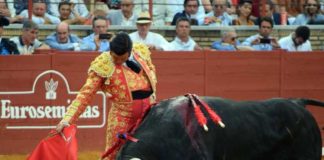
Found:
45,79 -> 58,100
0,70 -> 107,130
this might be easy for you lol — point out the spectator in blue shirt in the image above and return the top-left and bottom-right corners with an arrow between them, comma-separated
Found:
293,0 -> 324,25
211,30 -> 240,51
0,16 -> 19,55
82,16 -> 110,52
45,22 -> 84,51
242,16 -> 280,51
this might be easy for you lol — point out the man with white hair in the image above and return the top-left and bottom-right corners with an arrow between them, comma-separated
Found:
129,11 -> 171,51
211,29 -> 240,51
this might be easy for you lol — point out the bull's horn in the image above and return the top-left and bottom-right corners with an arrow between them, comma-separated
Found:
130,158 -> 141,160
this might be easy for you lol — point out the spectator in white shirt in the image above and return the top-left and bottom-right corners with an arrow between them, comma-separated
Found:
131,0 -> 211,25
170,17 -> 201,51
129,11 -> 171,51
18,1 -> 60,24
47,0 -> 89,18
10,20 -> 50,55
107,0 -> 137,26
278,26 -> 312,52
58,1 -> 87,25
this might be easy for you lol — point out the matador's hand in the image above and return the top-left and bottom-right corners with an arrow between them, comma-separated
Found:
56,120 -> 70,133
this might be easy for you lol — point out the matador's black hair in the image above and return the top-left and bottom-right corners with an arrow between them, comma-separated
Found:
110,32 -> 133,56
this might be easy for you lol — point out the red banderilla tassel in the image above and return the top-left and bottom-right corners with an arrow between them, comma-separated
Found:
193,95 -> 225,128
188,94 -> 208,131
117,133 -> 139,142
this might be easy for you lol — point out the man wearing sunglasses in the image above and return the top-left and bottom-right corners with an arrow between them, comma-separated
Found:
204,0 -> 232,26
211,30 -> 240,51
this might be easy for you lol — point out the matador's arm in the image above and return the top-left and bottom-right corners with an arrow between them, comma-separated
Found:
63,72 -> 103,124
62,53 -> 115,124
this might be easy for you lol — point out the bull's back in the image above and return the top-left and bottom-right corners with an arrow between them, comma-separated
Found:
118,96 -> 322,160
203,97 -> 322,160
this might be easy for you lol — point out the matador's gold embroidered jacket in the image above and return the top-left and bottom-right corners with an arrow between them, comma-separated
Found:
62,43 -> 157,124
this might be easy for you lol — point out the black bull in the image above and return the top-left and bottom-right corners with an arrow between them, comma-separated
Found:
116,96 -> 323,160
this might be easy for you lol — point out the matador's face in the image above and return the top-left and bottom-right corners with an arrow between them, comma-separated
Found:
110,51 -> 130,65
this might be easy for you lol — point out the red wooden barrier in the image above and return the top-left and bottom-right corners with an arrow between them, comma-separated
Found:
0,51 -> 323,154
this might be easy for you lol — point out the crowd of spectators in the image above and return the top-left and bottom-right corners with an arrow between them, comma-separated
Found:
0,0 -> 323,55
0,0 -> 323,26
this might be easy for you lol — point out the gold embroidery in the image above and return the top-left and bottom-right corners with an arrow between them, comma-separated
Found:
71,100 -> 80,106
114,79 -> 121,85
63,72 -> 103,123
119,92 -> 126,99
88,52 -> 115,78
123,67 -> 150,91
133,43 -> 150,61
112,89 -> 118,94
120,85 -> 126,90
129,81 -> 136,88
